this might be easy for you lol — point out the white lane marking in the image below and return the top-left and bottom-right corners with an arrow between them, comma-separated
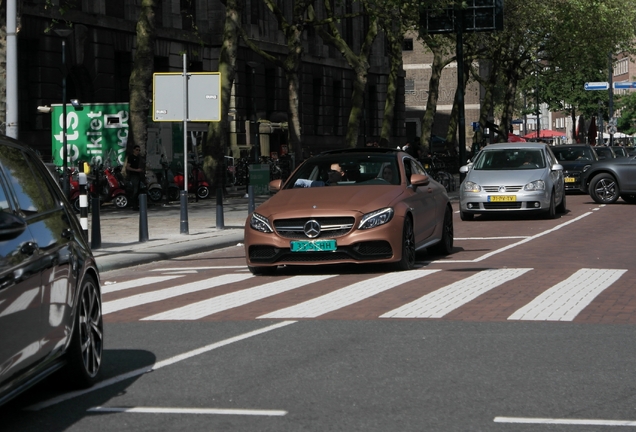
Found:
494,416 -> 636,426
88,406 -> 287,416
257,270 -> 440,319
381,268 -> 532,319
455,236 -> 529,240
142,275 -> 338,321
150,266 -> 246,271
25,321 -> 296,411
434,212 -> 593,263
163,270 -> 199,274
508,268 -> 627,321
101,276 -> 183,294
102,274 -> 253,315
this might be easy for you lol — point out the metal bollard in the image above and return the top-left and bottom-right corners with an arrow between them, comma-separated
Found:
180,190 -> 189,234
216,187 -> 225,229
78,173 -> 89,240
139,193 -> 149,242
91,195 -> 101,249
248,185 -> 255,214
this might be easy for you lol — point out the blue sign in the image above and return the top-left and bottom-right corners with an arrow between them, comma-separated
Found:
584,82 -> 609,91
511,119 -> 523,124
614,82 -> 636,89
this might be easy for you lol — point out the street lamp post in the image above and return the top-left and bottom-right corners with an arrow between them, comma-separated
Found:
55,28 -> 73,197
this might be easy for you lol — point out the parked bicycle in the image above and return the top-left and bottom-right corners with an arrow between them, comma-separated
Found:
421,153 -> 456,193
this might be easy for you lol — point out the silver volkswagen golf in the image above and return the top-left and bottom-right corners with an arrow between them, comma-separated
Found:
459,142 -> 566,221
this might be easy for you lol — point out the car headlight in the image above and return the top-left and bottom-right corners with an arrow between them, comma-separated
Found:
583,164 -> 591,173
250,212 -> 273,233
524,180 -> 545,191
462,181 -> 481,193
359,207 -> 394,230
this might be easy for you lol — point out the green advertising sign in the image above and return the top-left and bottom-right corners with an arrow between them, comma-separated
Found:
51,103 -> 130,167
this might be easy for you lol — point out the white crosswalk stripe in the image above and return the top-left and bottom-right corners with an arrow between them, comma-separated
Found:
101,268 -> 630,323
102,276 -> 184,294
102,274 -> 253,315
508,268 -> 627,321
257,270 -> 440,319
141,275 -> 338,321
380,268 -> 532,319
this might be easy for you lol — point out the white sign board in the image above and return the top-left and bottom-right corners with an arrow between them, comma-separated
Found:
153,73 -> 221,122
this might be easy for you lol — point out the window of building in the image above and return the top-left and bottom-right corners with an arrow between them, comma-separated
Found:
614,58 -> 629,76
403,38 -> 413,51
405,79 -> 415,94
105,0 -> 125,19
181,0 -> 197,30
114,51 -> 132,103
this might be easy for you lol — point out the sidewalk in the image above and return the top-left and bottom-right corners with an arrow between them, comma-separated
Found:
91,180 -> 461,273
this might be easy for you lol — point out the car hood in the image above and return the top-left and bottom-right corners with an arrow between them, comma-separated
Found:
558,160 -> 593,172
465,169 -> 547,186
254,186 -> 404,218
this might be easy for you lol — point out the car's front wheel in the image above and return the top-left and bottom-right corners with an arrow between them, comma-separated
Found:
395,216 -> 415,271
590,173 -> 619,204
429,206 -> 454,255
63,274 -> 103,388
556,191 -> 567,214
544,191 -> 557,219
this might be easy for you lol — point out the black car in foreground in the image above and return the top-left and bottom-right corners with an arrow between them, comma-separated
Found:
581,154 -> 636,204
551,144 -> 598,193
0,137 -> 103,406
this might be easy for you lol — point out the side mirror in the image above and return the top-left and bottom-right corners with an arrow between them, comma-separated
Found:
552,163 -> 563,171
459,165 -> 469,174
0,212 -> 27,241
269,179 -> 282,193
410,173 -> 430,187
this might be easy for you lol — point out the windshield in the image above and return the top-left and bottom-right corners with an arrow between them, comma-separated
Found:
472,149 -> 546,170
285,153 -> 400,189
552,146 -> 595,162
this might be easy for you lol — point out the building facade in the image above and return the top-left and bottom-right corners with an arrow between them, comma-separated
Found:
14,0 -> 403,165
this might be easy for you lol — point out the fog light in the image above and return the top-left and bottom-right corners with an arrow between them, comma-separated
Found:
534,202 -> 540,208
468,203 -> 473,209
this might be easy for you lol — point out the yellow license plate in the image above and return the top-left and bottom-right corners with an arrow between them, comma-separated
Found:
488,195 -> 516,202
565,177 -> 576,183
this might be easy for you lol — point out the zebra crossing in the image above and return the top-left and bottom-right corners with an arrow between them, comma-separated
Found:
101,267 -> 630,323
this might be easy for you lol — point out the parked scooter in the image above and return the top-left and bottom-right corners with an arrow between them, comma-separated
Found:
159,154 -> 181,202
91,164 -> 129,208
174,159 -> 210,199
145,169 -> 163,202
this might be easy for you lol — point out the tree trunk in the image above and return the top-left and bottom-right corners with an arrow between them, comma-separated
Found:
203,0 -> 243,190
379,16 -> 402,145
129,0 -> 156,162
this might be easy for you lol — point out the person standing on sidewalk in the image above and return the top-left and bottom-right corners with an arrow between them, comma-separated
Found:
125,145 -> 143,210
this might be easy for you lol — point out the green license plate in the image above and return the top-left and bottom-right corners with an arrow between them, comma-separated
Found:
290,239 -> 337,252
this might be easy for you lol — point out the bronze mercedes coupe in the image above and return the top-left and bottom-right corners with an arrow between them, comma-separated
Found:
244,148 -> 454,275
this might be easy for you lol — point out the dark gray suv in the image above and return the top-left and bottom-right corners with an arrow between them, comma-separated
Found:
0,137 -> 103,406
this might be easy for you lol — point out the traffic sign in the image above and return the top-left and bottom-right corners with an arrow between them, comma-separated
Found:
613,82 -> 636,89
584,82 -> 609,91
153,72 -> 221,122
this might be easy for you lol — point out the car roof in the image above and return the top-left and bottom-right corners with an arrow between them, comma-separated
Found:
318,147 -> 402,156
481,142 -> 549,150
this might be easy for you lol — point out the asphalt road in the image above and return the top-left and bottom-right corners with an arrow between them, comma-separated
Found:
4,193 -> 636,431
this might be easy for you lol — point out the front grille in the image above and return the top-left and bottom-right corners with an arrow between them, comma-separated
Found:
274,217 -> 355,239
483,202 -> 523,209
354,241 -> 392,256
482,185 -> 523,193
282,252 -> 352,262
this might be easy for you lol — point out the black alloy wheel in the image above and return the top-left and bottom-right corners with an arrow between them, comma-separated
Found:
590,173 -> 619,204
396,216 -> 416,271
64,275 -> 103,388
197,186 -> 210,199
148,188 -> 163,202
545,191 -> 556,219
430,206 -> 454,255
556,191 -> 567,214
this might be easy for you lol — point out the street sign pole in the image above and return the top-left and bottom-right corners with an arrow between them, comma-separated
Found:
181,53 -> 189,234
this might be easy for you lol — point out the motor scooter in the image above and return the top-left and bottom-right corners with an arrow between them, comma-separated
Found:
91,164 -> 129,208
145,169 -> 164,202
174,159 -> 210,199
159,155 -> 181,202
